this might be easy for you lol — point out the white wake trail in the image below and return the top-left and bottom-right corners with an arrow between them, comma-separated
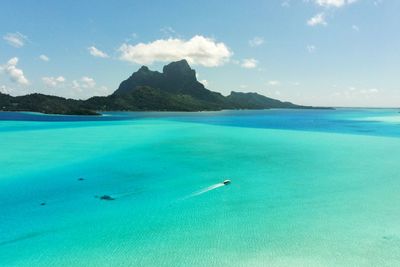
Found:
188,183 -> 225,198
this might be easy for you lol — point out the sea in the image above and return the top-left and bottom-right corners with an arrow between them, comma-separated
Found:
0,108 -> 399,266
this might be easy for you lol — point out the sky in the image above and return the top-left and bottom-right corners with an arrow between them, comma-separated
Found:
0,0 -> 399,107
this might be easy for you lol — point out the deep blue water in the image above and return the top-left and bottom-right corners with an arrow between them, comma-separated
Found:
2,108 -> 400,137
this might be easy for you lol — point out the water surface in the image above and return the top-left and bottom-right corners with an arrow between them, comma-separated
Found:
1,109 -> 399,266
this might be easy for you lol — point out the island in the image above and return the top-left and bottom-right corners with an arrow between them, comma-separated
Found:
0,59 -> 330,115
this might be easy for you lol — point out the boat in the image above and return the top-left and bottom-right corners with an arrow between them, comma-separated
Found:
223,179 -> 231,185
99,195 -> 115,201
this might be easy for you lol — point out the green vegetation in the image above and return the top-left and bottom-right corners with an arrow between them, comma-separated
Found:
0,60 -> 324,115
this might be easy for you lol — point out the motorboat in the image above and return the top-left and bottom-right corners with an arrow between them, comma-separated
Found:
223,179 -> 231,185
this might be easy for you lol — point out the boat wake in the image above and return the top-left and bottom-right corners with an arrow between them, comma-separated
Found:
186,183 -> 225,198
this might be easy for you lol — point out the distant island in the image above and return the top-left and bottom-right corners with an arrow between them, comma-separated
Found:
0,59 -> 330,115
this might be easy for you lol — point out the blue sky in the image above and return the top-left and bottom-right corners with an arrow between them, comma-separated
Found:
0,0 -> 399,107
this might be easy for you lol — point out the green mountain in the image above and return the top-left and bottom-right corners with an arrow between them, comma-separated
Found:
0,93 -> 97,115
226,91 -> 301,109
113,60 -> 230,110
0,59 -> 325,115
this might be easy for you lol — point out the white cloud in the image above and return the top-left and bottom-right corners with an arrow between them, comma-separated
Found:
3,32 -> 27,48
268,80 -> 281,86
1,57 -> 29,85
67,77 -> 110,99
0,85 -> 12,94
249,36 -> 264,47
93,86 -> 109,96
307,13 -> 327,26
88,46 -> 109,58
72,76 -> 96,90
241,58 -> 258,69
200,79 -> 208,87
39,54 -> 50,62
42,76 -> 65,87
118,35 -> 232,67
352,25 -> 360,31
81,76 -> 96,88
197,73 -> 209,87
307,45 -> 317,53
314,0 -> 358,8
332,86 -> 380,100
306,1 -> 359,26
281,1 -> 291,7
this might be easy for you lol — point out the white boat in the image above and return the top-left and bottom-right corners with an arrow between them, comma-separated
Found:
223,179 -> 231,185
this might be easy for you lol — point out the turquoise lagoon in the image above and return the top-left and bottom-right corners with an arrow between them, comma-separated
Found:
0,109 -> 400,266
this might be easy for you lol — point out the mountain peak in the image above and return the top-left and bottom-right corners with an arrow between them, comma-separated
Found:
162,59 -> 195,79
164,59 -> 191,69
1,59 -> 320,115
137,66 -> 150,72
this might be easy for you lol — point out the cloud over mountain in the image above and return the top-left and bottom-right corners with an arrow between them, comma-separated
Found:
118,35 -> 232,67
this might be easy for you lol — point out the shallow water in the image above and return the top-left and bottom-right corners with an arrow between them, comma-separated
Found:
1,109 -> 400,266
